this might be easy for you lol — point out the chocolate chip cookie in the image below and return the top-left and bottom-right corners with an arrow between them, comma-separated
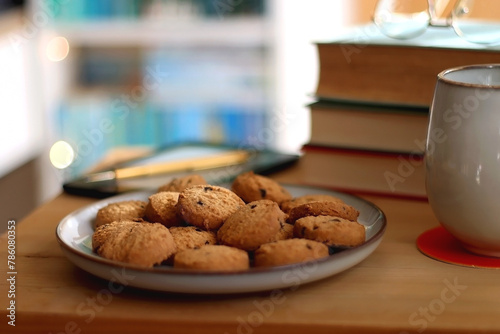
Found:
286,200 -> 359,224
281,194 -> 345,214
231,171 -> 292,205
92,220 -> 176,267
144,191 -> 182,227
294,215 -> 365,247
169,226 -> 217,252
158,174 -> 207,193
173,245 -> 249,271
95,200 -> 147,228
177,185 -> 245,230
254,238 -> 329,267
217,200 -> 285,251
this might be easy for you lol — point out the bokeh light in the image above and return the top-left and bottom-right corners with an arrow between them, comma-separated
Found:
49,140 -> 75,169
46,36 -> 70,62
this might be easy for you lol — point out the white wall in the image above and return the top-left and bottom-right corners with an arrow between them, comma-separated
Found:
0,12 -> 44,177
0,9 -> 63,205
270,0 -> 353,152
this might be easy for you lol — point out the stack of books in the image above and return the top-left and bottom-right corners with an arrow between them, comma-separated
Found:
302,24 -> 500,199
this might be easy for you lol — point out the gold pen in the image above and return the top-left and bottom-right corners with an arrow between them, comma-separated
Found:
83,149 -> 250,183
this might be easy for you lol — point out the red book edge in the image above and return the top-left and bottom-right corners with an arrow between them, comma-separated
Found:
299,144 -> 428,202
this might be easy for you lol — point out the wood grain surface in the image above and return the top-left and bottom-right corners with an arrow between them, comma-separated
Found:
1,163 -> 499,334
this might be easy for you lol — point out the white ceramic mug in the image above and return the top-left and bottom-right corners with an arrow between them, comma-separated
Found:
426,64 -> 500,257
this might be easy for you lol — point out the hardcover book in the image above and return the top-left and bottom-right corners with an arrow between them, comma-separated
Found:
309,100 -> 429,154
315,24 -> 500,107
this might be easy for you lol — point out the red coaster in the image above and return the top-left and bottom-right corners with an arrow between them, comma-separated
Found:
417,226 -> 500,269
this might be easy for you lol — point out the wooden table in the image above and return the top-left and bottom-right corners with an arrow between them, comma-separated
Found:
1,161 -> 500,334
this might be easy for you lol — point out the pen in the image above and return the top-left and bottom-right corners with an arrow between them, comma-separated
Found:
83,150 -> 250,183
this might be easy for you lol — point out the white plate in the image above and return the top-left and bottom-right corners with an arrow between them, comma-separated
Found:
56,184 -> 386,294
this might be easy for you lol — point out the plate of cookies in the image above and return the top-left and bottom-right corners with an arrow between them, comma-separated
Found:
56,172 -> 386,294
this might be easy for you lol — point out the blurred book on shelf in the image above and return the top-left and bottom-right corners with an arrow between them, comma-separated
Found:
39,0 -> 273,176
315,24 -> 500,107
42,0 -> 265,22
77,47 -> 142,87
309,100 -> 428,154
56,94 -> 267,176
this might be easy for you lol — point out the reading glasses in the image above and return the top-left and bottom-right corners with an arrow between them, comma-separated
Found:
373,0 -> 500,45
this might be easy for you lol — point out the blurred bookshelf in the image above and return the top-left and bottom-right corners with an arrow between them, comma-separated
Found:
32,0 -> 273,175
